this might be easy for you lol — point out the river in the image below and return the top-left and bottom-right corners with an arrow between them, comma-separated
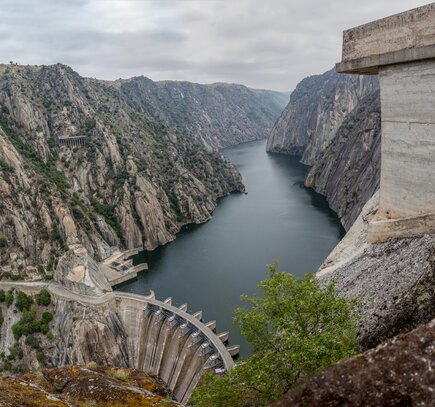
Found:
118,139 -> 344,357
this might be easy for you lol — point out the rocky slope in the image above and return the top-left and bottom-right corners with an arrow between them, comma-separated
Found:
272,319 -> 435,407
267,68 -> 380,229
318,192 -> 435,350
0,365 -> 177,406
0,63 -> 248,275
118,77 -> 288,150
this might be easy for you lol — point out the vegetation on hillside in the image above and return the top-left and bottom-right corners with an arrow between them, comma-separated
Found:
0,289 -> 54,373
191,264 -> 358,406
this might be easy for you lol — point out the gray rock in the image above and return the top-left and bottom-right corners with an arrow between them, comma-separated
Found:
318,194 -> 435,349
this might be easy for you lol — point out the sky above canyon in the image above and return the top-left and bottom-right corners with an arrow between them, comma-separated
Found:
0,0 -> 429,91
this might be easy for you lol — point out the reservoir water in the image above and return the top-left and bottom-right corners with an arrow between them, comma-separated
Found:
118,139 -> 344,357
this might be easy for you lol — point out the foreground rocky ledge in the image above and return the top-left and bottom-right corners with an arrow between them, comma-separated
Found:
0,365 -> 178,407
271,319 -> 435,407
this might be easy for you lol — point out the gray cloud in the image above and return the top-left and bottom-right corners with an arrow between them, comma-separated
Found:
0,0 -> 429,91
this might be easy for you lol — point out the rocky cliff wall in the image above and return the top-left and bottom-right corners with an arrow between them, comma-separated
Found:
266,69 -> 380,229
0,64 -> 247,274
305,91 -> 381,230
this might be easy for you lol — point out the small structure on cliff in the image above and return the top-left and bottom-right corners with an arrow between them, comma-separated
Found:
336,3 -> 435,242
57,136 -> 86,148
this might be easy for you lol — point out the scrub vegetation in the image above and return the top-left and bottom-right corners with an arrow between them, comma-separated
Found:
191,263 -> 359,406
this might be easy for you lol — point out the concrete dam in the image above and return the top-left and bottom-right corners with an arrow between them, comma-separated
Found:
115,291 -> 237,404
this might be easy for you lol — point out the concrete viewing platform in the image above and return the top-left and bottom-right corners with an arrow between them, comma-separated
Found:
336,3 -> 435,242
100,248 -> 147,287
337,3 -> 435,75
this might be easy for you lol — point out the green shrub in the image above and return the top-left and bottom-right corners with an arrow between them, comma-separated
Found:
36,289 -> 51,306
5,290 -> 14,307
15,291 -> 33,312
41,311 -> 53,323
8,345 -> 23,360
191,264 -> 359,407
36,351 -> 46,364
25,334 -> 40,350
0,236 -> 7,248
12,310 -> 37,339
12,363 -> 28,374
0,289 -> 5,302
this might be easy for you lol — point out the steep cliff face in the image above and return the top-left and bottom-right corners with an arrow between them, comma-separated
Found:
305,91 -> 381,230
267,69 -> 378,165
118,78 -> 288,150
266,68 -> 380,228
0,64 -> 245,273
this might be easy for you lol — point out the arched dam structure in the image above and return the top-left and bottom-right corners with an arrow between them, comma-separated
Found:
115,290 -> 236,404
336,2 -> 435,242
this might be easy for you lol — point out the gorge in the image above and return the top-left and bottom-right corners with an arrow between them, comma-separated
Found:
119,139 -> 344,357
1,2 -> 434,406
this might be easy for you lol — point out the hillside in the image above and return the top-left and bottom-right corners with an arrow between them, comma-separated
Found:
118,77 -> 287,149
0,63 -> 246,275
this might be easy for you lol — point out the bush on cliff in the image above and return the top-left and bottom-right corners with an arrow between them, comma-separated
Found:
36,289 -> 51,306
191,264 -> 359,407
15,291 -> 33,312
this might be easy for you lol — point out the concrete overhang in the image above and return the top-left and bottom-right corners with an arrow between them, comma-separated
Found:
336,3 -> 435,74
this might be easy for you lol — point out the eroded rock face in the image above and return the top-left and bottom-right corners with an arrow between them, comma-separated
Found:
305,91 -> 381,230
267,68 -> 380,229
52,298 -> 130,368
271,319 -> 435,407
318,193 -> 435,350
0,366 -> 178,406
267,69 -> 378,165
0,64 -> 245,273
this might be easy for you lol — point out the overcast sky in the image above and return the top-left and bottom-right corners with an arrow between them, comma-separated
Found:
0,0 -> 429,91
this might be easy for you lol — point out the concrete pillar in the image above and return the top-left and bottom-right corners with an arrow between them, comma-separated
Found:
336,3 -> 435,242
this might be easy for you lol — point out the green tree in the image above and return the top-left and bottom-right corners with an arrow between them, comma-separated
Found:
5,290 -> 14,307
0,289 -> 5,302
36,289 -> 51,306
191,264 -> 358,407
15,291 -> 33,312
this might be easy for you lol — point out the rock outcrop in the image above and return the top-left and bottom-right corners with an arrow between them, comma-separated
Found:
0,64 -> 250,274
271,319 -> 435,407
318,192 -> 435,350
304,91 -> 381,230
266,68 -> 380,229
0,365 -> 178,406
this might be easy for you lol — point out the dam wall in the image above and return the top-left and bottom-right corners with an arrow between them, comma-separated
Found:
115,291 -> 235,404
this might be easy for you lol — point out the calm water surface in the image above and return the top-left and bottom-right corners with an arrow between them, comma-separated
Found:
118,139 -> 344,356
